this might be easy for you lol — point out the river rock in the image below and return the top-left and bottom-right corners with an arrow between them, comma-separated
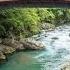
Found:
12,41 -> 25,51
0,44 -> 16,54
41,23 -> 55,30
2,38 -> 45,50
3,47 -> 15,54
21,38 -> 45,50
0,44 -> 16,63
0,51 -> 6,60
2,38 -> 25,51
59,61 -> 70,70
51,37 -> 58,40
61,66 -> 70,70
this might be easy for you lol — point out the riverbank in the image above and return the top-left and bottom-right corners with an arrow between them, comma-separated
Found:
0,24 -> 68,64
0,38 -> 45,63
0,22 -> 55,63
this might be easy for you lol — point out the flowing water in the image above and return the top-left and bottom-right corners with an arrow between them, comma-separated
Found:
1,25 -> 70,70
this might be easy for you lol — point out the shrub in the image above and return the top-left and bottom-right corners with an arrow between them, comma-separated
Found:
0,8 -> 70,39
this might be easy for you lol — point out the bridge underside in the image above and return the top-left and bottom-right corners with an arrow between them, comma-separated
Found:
0,0 -> 70,7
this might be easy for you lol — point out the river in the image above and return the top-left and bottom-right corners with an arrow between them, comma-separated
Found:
0,25 -> 70,70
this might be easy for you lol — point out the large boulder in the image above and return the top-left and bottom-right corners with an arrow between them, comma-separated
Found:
2,38 -> 25,51
20,38 -> 45,50
12,41 -> 25,51
2,38 -> 45,50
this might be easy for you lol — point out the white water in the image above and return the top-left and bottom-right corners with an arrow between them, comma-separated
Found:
33,25 -> 70,70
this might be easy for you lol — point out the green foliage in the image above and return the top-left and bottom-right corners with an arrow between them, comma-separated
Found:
0,8 -> 40,38
0,8 -> 70,39
37,8 -> 55,23
0,25 -> 6,38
